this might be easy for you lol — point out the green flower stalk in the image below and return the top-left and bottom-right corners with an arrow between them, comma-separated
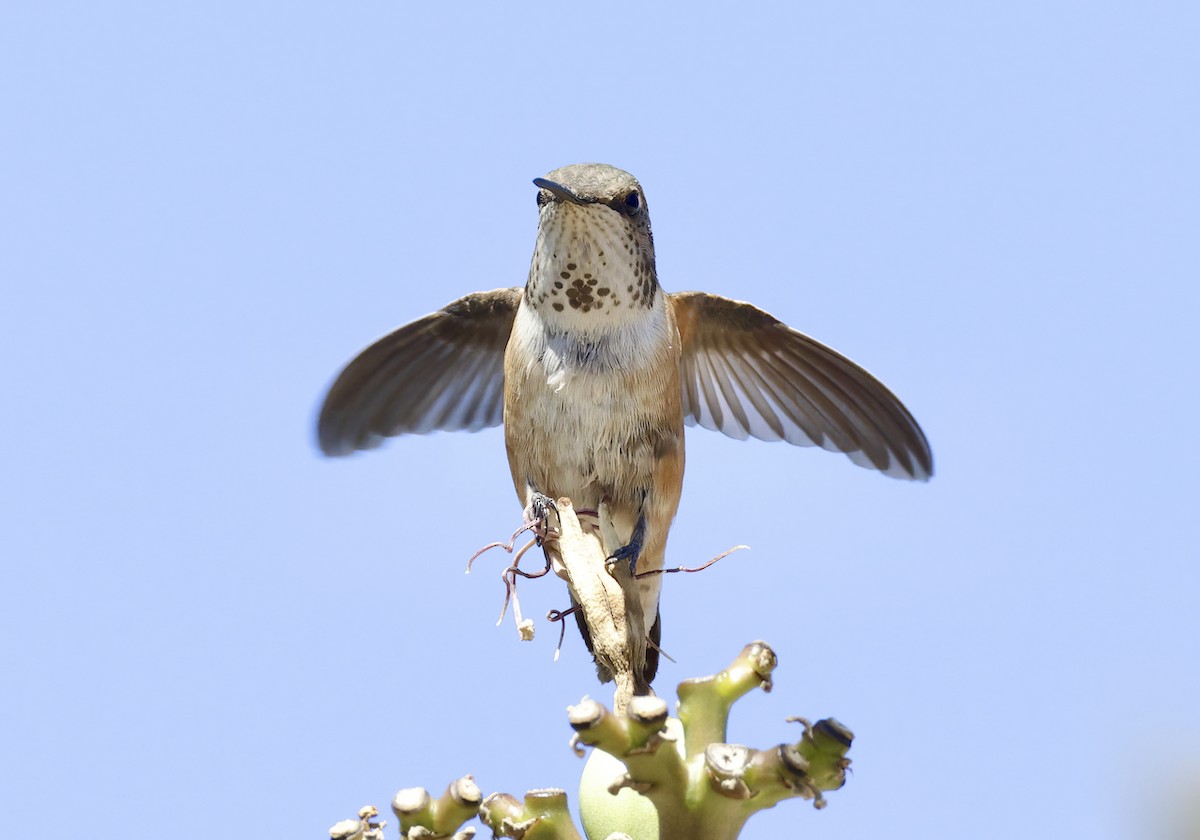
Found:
389,776 -> 482,839
478,788 -> 582,839
332,642 -> 853,840
575,642 -> 852,840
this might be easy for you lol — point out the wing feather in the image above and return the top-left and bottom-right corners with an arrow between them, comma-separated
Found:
317,288 -> 522,455
672,291 -> 933,480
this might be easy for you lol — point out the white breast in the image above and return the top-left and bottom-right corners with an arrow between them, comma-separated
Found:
506,301 -> 676,503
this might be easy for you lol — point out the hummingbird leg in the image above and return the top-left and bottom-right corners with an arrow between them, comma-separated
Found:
607,512 -> 647,575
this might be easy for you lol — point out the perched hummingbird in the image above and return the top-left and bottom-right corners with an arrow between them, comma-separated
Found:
318,163 -> 932,690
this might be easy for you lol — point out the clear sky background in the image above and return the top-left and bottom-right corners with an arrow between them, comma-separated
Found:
3,3 -> 1198,839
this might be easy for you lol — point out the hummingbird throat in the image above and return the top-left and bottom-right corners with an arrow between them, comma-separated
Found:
526,206 -> 657,333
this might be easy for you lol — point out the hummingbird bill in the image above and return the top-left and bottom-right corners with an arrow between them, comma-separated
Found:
318,163 -> 933,692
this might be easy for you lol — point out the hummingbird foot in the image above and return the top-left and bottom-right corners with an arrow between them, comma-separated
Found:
523,491 -> 559,545
606,512 -> 647,575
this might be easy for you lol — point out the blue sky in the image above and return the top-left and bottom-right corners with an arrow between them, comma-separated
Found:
3,3 -> 1198,838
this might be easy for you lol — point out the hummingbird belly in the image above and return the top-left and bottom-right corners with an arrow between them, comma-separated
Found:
506,343 -> 680,505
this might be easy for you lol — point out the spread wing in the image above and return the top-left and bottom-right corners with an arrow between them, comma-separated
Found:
317,288 -> 522,456
671,291 -> 933,480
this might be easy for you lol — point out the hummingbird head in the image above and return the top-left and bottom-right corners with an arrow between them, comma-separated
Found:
526,163 -> 659,329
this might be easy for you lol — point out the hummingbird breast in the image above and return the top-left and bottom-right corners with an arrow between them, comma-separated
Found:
503,299 -> 683,513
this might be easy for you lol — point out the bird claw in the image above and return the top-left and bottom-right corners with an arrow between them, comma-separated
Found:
606,513 -> 647,575
607,541 -> 642,575
523,491 -> 559,545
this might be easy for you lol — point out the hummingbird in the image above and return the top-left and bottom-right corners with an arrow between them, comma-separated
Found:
317,163 -> 933,691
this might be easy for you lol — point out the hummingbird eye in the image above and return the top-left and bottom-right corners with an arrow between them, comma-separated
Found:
623,191 -> 641,212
